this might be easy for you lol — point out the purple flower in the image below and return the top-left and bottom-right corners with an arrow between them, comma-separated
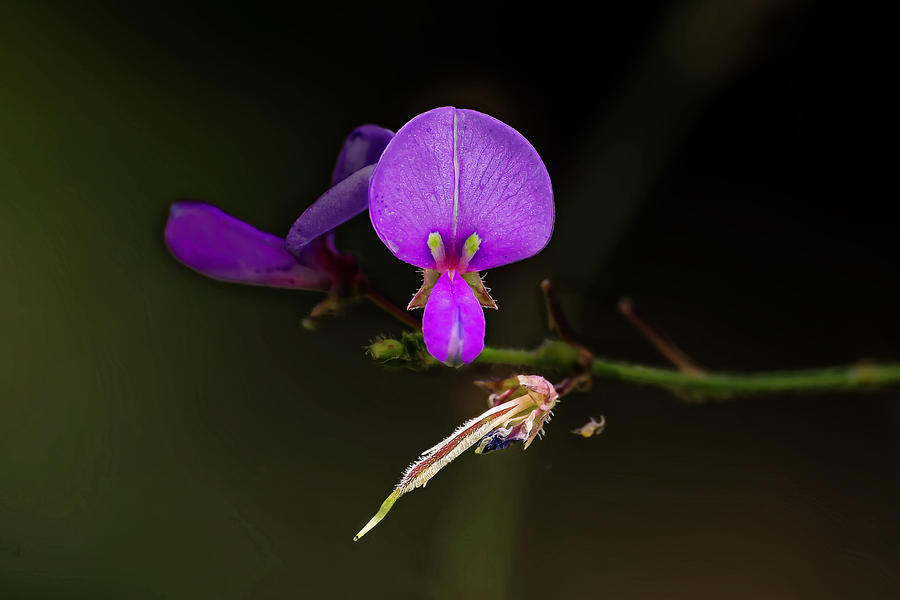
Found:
165,125 -> 393,307
369,107 -> 554,365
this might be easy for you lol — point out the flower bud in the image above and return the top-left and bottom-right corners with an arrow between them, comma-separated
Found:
368,338 -> 404,361
354,374 -> 558,540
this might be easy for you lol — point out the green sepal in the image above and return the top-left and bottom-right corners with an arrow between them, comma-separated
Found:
407,269 -> 440,310
461,272 -> 497,309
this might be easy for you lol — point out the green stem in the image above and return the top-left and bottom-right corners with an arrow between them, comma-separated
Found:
476,342 -> 900,398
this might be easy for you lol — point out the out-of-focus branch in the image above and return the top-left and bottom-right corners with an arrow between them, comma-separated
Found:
364,284 -> 421,330
617,297 -> 705,375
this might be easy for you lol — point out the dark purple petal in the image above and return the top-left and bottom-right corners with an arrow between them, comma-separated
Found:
165,202 -> 330,290
285,125 -> 393,261
369,107 -> 554,271
285,165 -> 374,259
331,125 -> 394,185
422,271 -> 485,364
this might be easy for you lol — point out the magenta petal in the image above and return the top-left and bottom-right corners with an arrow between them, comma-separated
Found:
422,271 -> 485,364
165,202 -> 330,290
331,125 -> 394,185
369,107 -> 554,271
285,164 -> 375,259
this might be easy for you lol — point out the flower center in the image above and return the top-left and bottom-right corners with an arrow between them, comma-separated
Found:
427,231 -> 481,272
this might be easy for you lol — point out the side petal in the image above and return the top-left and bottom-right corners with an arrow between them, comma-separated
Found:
164,202 -> 330,290
422,271 -> 485,365
286,125 -> 393,262
454,109 -> 554,271
331,124 -> 394,185
369,107 -> 457,269
285,164 -> 375,259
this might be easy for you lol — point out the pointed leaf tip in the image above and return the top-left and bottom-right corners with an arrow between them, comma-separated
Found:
354,489 -> 402,541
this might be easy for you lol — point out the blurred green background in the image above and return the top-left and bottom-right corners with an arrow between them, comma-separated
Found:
1,1 -> 898,598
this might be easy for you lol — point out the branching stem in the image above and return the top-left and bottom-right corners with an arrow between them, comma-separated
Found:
476,342 -> 900,398
617,297 -> 704,375
364,279 -> 900,399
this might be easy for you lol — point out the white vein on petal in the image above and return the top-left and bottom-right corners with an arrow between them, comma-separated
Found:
451,107 -> 460,249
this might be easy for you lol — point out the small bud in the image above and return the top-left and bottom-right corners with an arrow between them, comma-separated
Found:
368,338 -> 404,361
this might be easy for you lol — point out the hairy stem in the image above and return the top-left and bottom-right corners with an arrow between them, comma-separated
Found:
476,342 -> 900,398
363,279 -> 900,399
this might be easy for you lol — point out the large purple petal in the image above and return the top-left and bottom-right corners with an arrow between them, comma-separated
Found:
165,202 -> 330,290
332,125 -> 394,185
285,165 -> 375,259
369,107 -> 554,271
454,109 -> 554,271
422,271 -> 485,364
368,107 -> 457,269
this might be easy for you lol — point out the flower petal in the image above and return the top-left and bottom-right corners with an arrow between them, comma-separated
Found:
285,164 -> 375,259
369,107 -> 457,269
368,107 -> 554,270
454,108 -> 554,271
422,271 -> 485,364
285,125 -> 394,261
331,124 -> 394,185
164,202 -> 330,290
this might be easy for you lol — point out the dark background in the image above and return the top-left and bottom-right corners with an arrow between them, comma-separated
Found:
2,1 -> 898,598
